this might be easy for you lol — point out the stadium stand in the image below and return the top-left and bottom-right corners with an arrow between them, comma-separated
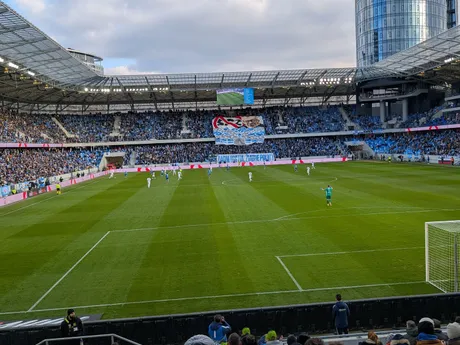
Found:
130,137 -> 344,166
365,130 -> 460,156
0,148 -> 106,185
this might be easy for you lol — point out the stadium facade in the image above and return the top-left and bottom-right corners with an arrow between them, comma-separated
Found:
356,0 -> 450,67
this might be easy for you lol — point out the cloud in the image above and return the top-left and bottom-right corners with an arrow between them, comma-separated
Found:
14,0 -> 45,13
9,0 -> 357,74
105,65 -> 161,75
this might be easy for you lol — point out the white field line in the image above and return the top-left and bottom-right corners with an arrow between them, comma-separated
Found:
0,281 -> 428,316
221,176 -> 338,186
278,246 -> 425,258
274,206 -> 422,221
0,179 -> 101,217
276,256 -> 303,291
112,207 -> 460,233
27,231 -> 111,312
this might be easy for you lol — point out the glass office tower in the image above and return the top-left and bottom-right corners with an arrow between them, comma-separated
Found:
356,0 -> 448,67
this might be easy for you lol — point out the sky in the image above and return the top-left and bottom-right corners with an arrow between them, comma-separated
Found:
4,0 -> 357,75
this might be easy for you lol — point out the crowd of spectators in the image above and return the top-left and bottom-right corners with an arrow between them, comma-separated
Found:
182,313 -> 460,345
129,137 -> 344,165
0,148 -> 105,185
281,106 -> 345,134
119,111 -> 183,141
365,130 -> 460,156
58,114 -> 114,142
350,115 -> 382,130
0,112 -> 64,143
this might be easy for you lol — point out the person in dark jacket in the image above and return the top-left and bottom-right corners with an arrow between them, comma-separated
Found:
332,294 -> 350,335
60,309 -> 84,344
297,333 -> 310,345
433,319 -> 448,341
416,318 -> 443,345
208,314 -> 231,344
403,321 -> 418,345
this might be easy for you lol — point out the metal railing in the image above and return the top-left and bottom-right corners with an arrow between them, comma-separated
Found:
35,333 -> 141,345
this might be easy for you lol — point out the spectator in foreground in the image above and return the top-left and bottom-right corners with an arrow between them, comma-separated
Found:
390,334 -> 410,345
242,335 -> 257,345
60,309 -> 84,344
416,318 -> 443,345
403,321 -> 418,345
259,331 -> 283,345
208,314 -> 231,344
433,319 -> 448,341
185,335 -> 216,345
228,333 -> 241,345
306,339 -> 325,345
447,322 -> 460,345
332,293 -> 350,335
359,331 -> 382,345
297,333 -> 311,345
287,335 -> 301,345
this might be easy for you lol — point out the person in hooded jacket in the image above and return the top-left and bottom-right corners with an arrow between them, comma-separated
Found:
447,322 -> 460,345
208,315 -> 231,344
403,321 -> 418,345
416,318 -> 444,345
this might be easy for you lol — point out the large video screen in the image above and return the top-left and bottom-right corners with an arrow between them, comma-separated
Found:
216,88 -> 254,105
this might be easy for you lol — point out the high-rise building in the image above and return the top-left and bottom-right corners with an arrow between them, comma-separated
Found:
356,0 -> 448,67
447,0 -> 458,28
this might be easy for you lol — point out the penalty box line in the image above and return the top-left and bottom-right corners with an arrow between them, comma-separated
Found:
3,281 -> 427,316
275,247 -> 425,291
27,231 -> 112,312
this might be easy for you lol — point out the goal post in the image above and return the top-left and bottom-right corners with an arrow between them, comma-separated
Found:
425,221 -> 460,293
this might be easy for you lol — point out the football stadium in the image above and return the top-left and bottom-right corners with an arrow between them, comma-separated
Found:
1,0 -> 460,344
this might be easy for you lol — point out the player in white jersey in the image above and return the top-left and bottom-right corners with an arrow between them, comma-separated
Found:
248,172 -> 253,182
178,171 -> 182,180
307,166 -> 310,176
152,171 -> 156,179
173,168 -> 177,176
312,162 -> 315,169
109,170 -> 114,179
147,177 -> 151,188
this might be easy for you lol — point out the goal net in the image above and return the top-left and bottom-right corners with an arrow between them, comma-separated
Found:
425,221 -> 460,293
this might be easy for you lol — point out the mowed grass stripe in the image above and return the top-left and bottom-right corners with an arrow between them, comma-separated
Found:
35,174 -> 181,309
0,176 -> 145,311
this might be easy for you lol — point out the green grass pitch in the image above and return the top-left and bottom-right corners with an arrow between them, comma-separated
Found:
217,92 -> 244,105
1,162 -> 459,321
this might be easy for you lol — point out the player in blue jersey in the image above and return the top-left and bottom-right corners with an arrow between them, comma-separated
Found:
226,163 -> 230,171
208,168 -> 212,177
165,172 -> 169,183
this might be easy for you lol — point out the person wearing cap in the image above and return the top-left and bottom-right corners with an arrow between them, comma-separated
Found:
185,335 -> 216,345
403,321 -> 418,345
416,318 -> 443,345
60,309 -> 84,343
447,322 -> 460,345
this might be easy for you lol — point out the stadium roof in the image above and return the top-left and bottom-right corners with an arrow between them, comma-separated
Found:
0,0 -> 460,108
0,2 -> 100,86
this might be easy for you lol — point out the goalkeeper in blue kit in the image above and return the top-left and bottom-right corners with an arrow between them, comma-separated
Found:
321,185 -> 333,206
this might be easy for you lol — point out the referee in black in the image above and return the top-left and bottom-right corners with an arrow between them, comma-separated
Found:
60,309 -> 84,345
